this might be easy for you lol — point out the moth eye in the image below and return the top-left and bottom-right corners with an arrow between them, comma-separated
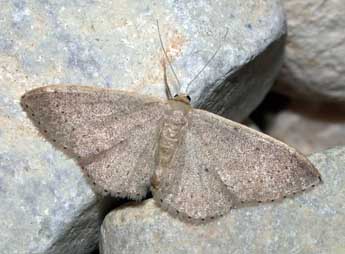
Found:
187,95 -> 191,102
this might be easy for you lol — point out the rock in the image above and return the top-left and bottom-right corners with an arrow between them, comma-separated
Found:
100,146 -> 345,254
265,101 -> 345,155
0,55 -> 108,253
0,1 -> 285,253
0,0 -> 286,121
277,0 -> 345,101
243,118 -> 261,131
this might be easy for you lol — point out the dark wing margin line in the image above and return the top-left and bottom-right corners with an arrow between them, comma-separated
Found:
21,84 -> 166,104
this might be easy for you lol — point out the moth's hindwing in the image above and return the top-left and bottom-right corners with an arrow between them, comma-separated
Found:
153,108 -> 321,222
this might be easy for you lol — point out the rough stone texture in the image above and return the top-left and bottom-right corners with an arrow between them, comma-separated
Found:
0,1 -> 285,253
266,101 -> 345,155
100,146 -> 345,254
0,121 -> 102,253
277,0 -> 345,101
0,55 -> 108,253
0,0 -> 286,121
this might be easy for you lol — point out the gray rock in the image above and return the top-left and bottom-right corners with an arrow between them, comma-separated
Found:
100,146 -> 345,254
0,122 -> 102,253
0,0 -> 286,121
0,0 -> 285,253
266,101 -> 345,155
277,0 -> 345,101
0,55 -> 107,253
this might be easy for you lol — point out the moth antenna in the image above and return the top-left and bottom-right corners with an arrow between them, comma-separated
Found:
185,28 -> 229,91
156,20 -> 182,91
162,59 -> 173,100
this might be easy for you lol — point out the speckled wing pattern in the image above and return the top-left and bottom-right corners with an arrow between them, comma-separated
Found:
21,85 -> 167,199
153,108 -> 321,222
21,85 -> 321,222
153,134 -> 238,221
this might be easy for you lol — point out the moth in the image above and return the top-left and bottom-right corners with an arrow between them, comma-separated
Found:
20,24 -> 321,223
20,82 -> 321,222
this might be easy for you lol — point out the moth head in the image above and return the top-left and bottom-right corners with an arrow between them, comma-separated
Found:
173,94 -> 191,104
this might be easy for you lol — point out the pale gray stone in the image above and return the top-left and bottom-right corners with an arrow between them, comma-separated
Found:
100,146 -> 345,254
0,0 -> 286,121
277,0 -> 345,101
266,101 -> 345,155
0,55 -> 104,253
0,0 -> 285,253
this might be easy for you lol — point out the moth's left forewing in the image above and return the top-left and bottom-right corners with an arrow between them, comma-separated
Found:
21,85 -> 167,159
189,109 -> 321,204
21,85 -> 168,199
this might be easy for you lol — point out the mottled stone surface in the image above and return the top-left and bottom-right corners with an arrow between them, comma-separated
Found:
0,0 -> 286,121
0,55 -> 105,253
266,101 -> 345,155
277,0 -> 345,101
0,0 -> 285,253
100,147 -> 345,254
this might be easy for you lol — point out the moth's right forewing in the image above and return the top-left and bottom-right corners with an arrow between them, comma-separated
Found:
190,109 -> 321,204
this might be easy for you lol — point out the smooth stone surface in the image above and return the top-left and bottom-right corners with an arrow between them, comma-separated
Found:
100,147 -> 345,254
0,1 -> 285,253
266,101 -> 345,155
0,0 -> 286,121
277,0 -> 345,101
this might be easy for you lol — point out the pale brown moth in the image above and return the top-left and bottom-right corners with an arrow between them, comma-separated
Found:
20,23 -> 321,223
